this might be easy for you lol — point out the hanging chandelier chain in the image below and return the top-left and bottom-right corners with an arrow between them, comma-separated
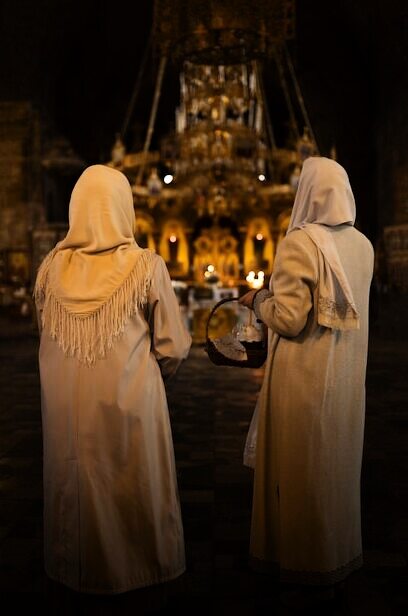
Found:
283,42 -> 319,154
121,28 -> 154,141
254,60 -> 277,153
136,55 -> 168,185
273,49 -> 299,143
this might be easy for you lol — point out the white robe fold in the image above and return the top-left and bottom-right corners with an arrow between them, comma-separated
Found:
39,254 -> 191,593
249,226 -> 373,585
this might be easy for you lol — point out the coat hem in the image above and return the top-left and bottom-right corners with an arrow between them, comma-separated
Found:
45,564 -> 186,595
249,553 -> 362,586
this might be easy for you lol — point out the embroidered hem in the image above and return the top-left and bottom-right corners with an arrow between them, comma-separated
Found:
250,553 -> 363,586
318,296 -> 360,330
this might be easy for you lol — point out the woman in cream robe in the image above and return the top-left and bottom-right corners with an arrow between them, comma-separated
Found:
240,157 -> 374,586
34,165 -> 191,594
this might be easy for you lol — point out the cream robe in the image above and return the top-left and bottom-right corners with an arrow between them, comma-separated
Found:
250,225 -> 374,585
38,254 -> 191,594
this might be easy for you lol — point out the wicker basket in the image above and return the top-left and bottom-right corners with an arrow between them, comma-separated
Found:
205,297 -> 267,368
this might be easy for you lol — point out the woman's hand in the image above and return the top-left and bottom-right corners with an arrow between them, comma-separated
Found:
239,290 -> 258,309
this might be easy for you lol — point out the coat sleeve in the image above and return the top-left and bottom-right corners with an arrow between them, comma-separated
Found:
254,231 -> 318,337
147,255 -> 192,379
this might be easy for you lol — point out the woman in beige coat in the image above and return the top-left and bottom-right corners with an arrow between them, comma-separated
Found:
240,157 -> 374,597
34,165 -> 191,594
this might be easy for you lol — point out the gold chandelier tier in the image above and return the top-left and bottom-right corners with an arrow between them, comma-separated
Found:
105,0 -> 321,290
154,0 -> 295,64
158,60 -> 273,215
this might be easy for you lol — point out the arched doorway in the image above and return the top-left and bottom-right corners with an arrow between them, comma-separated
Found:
244,217 -> 274,276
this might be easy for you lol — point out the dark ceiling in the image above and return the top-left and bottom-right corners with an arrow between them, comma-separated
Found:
0,0 -> 407,237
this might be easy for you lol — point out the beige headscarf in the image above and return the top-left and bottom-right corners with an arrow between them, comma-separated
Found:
287,156 -> 360,330
34,165 -> 154,364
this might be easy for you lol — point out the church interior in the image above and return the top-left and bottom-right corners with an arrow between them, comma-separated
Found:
0,0 -> 407,613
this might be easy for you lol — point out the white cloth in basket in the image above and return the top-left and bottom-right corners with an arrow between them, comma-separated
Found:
213,334 -> 248,362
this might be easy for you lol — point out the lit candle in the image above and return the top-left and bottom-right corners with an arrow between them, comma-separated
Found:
254,234 -> 265,265
169,235 -> 178,263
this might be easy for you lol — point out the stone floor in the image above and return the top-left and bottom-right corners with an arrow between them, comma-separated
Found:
0,293 -> 407,614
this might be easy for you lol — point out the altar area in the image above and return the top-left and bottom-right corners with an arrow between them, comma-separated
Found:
100,1 -> 317,342
2,0 -> 405,340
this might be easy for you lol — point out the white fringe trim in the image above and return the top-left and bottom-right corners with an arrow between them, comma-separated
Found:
34,249 -> 154,365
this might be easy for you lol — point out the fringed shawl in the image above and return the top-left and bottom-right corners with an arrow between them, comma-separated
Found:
34,165 -> 155,364
35,247 -> 154,365
287,157 -> 360,331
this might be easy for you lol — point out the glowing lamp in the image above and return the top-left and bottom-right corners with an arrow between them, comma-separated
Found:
246,270 -> 265,290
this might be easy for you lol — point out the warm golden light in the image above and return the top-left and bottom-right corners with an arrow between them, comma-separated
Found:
246,270 -> 265,289
169,234 -> 177,243
256,233 -> 263,240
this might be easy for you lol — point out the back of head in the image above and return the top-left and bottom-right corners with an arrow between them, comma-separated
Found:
34,165 -> 154,364
288,157 -> 356,232
61,164 -> 136,254
36,164 -> 143,312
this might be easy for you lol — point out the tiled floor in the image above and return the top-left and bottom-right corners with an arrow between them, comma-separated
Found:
0,294 -> 407,614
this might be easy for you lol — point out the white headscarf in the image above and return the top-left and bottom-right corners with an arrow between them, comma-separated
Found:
34,165 -> 154,364
287,156 -> 360,330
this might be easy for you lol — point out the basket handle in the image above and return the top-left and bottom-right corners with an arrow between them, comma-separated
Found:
205,297 -> 240,342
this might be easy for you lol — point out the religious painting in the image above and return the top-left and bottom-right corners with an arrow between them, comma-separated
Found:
193,226 -> 240,286
6,250 -> 30,285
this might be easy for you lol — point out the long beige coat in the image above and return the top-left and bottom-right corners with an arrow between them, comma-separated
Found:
250,225 -> 374,585
38,254 -> 191,594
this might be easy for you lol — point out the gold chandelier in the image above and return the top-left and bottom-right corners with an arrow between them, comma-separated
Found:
154,0 -> 295,64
